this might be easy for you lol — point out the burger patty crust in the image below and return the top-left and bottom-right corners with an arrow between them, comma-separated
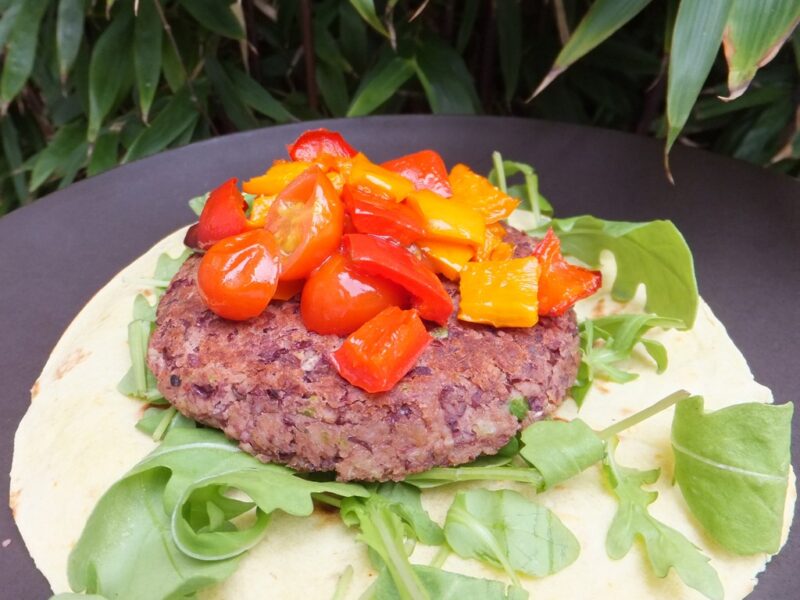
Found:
148,229 -> 580,481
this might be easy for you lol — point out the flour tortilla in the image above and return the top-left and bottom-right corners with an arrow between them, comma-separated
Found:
10,226 -> 796,599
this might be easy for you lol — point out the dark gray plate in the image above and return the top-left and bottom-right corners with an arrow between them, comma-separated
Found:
1,116 -> 797,598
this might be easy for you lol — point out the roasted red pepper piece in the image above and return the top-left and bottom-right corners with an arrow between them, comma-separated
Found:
382,150 -> 452,197
287,129 -> 357,162
343,233 -> 453,325
531,228 -> 602,317
184,178 -> 249,250
343,185 -> 427,246
331,306 -> 432,393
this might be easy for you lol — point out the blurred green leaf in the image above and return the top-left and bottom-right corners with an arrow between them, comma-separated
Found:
88,129 -> 120,176
178,0 -> 243,40
123,87 -> 198,163
732,94 -> 793,163
316,62 -> 349,117
0,0 -> 50,110
0,116 -> 27,202
666,0 -> 733,155
88,8 -> 134,142
532,0 -> 652,97
414,38 -> 479,114
315,22 -> 354,74
134,0 -> 163,122
30,120 -> 86,191
205,58 -> 257,130
722,0 -> 800,100
228,67 -> 296,123
348,0 -> 389,38
161,37 -> 186,93
56,0 -> 85,83
0,0 -> 23,49
347,55 -> 414,116
339,1 -> 368,72
496,0 -> 522,102
694,85 -> 785,120
456,0 -> 480,53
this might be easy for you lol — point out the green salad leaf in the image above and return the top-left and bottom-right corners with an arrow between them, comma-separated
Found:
530,216 -> 698,328
672,396 -> 794,555
371,564 -> 528,600
603,438 -> 723,600
68,428 -> 367,597
444,489 -> 579,583
488,153 -> 554,225
372,482 -> 445,546
404,464 -> 544,489
519,419 -> 605,489
572,314 -> 682,405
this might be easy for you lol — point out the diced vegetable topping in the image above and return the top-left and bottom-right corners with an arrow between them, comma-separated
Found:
287,128 -> 357,162
348,153 -> 415,202
331,307 -> 432,393
449,164 -> 519,223
458,257 -> 540,328
406,190 -> 486,248
242,160 -> 312,196
343,185 -> 427,245
184,178 -> 249,250
416,239 -> 474,281
382,149 -> 452,197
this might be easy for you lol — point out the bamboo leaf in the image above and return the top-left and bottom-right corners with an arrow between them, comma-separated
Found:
0,0 -> 50,111
414,38 -> 479,114
666,0 -> 734,157
347,55 -> 414,116
56,0 -> 85,82
531,0 -> 652,98
496,0 -> 522,102
721,0 -> 800,100
161,37 -> 186,93
87,129 -> 120,176
0,0 -> 23,50
348,0 -> 389,38
88,9 -> 134,142
178,0 -> 243,39
123,88 -> 198,163
134,0 -> 163,122
316,62 -> 349,117
0,116 -> 27,202
456,0 -> 479,53
205,58 -> 257,130
30,120 -> 87,191
228,67 -> 296,123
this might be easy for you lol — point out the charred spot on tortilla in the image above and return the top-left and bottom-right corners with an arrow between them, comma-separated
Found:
147,228 -> 581,481
54,348 -> 90,380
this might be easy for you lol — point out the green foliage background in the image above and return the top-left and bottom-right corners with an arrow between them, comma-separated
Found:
0,0 -> 798,216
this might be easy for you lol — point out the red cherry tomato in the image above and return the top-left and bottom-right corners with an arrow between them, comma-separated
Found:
301,253 -> 408,336
343,233 -> 453,325
184,178 -> 249,250
531,228 -> 602,317
342,185 -> 427,246
265,166 -> 344,281
287,129 -> 357,162
197,229 -> 281,321
331,306 -> 432,393
382,150 -> 452,197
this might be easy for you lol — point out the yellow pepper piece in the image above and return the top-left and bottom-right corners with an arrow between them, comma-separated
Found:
348,153 -> 415,201
246,194 -> 277,228
490,241 -> 515,261
243,161 -> 311,196
458,257 -> 540,328
417,239 -> 474,281
326,170 -> 345,193
406,189 -> 486,248
476,222 -> 508,261
449,164 -> 520,224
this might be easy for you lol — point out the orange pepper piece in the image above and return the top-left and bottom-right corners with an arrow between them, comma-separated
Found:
449,164 -> 519,224
243,161 -> 312,196
476,222 -> 507,261
458,257 -> 540,328
406,189 -> 485,248
490,241 -> 515,261
417,239 -> 474,281
347,153 -> 415,202
247,194 -> 276,228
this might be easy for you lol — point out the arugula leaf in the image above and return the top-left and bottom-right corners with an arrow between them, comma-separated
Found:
135,406 -> 196,440
530,216 -> 698,328
603,438 -> 723,600
519,419 -> 605,489
445,489 -> 579,584
153,249 -> 191,282
572,314 -> 682,406
487,153 -> 554,223
68,428 -> 367,597
672,396 -> 793,554
188,192 -> 209,216
373,482 -> 444,546
404,464 -> 543,489
371,564 -> 528,600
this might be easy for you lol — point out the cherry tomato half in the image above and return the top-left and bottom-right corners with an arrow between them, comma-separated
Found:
265,166 -> 344,281
287,129 -> 357,162
301,253 -> 408,336
184,178 -> 249,250
197,229 -> 281,321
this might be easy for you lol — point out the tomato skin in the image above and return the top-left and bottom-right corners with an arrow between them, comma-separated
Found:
197,229 -> 281,321
531,228 -> 602,317
342,185 -> 427,246
185,178 -> 249,250
265,166 -> 344,281
382,150 -> 452,197
301,254 -> 408,336
343,233 -> 453,325
331,307 -> 432,393
287,129 -> 357,162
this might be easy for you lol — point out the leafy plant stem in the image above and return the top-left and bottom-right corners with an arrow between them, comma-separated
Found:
151,406 -> 177,441
598,389 -> 690,440
429,545 -> 449,569
331,565 -> 354,600
492,151 -> 507,192
527,171 -> 540,227
313,492 -> 342,508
